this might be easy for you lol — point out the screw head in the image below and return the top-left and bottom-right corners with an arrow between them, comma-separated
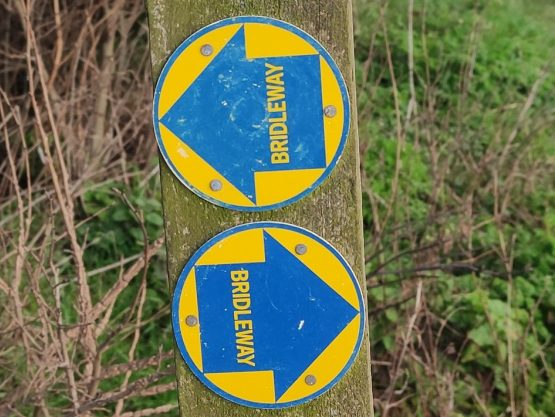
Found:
185,315 -> 198,327
304,374 -> 317,386
210,179 -> 222,191
324,105 -> 337,118
295,243 -> 307,255
200,44 -> 213,56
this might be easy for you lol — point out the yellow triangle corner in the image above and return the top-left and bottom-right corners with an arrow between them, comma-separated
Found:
244,22 -> 317,59
158,124 -> 255,208
196,228 -> 266,266
178,269 -> 203,371
264,227 -> 361,310
254,168 -> 324,207
205,370 -> 275,404
277,314 -> 361,403
157,23 -> 243,117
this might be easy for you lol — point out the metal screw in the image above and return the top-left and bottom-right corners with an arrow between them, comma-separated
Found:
324,105 -> 337,118
200,44 -> 213,56
185,315 -> 198,327
210,179 -> 222,191
305,374 -> 317,386
295,243 -> 307,255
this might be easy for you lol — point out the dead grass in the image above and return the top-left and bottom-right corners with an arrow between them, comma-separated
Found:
0,1 -> 173,415
1,0 -> 554,416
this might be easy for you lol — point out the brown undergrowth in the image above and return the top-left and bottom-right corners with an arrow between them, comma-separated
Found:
2,0 -> 555,416
0,1 -> 174,415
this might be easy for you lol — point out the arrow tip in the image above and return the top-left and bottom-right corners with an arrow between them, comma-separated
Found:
261,232 -> 359,399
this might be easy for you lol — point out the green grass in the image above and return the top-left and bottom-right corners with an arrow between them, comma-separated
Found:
3,0 -> 553,415
74,0 -> 554,414
72,0 -> 555,414
356,0 -> 555,415
77,171 -> 177,411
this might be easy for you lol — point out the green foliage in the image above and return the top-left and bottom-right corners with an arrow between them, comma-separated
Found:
17,0 -> 550,414
356,0 -> 555,415
78,171 -> 176,410
80,176 -> 164,273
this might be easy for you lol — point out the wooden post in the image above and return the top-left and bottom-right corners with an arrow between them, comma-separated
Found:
146,1 -> 373,416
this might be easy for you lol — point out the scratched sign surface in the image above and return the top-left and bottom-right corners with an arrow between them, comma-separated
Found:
172,222 -> 365,408
153,17 -> 350,211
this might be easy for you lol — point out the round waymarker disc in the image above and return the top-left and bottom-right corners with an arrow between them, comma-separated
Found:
172,222 -> 365,408
153,16 -> 350,211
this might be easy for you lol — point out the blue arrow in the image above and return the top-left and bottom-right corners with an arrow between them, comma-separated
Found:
159,26 -> 326,203
194,232 -> 358,400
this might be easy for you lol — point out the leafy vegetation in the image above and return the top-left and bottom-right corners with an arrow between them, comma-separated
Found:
356,0 -> 555,415
1,0 -> 553,415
